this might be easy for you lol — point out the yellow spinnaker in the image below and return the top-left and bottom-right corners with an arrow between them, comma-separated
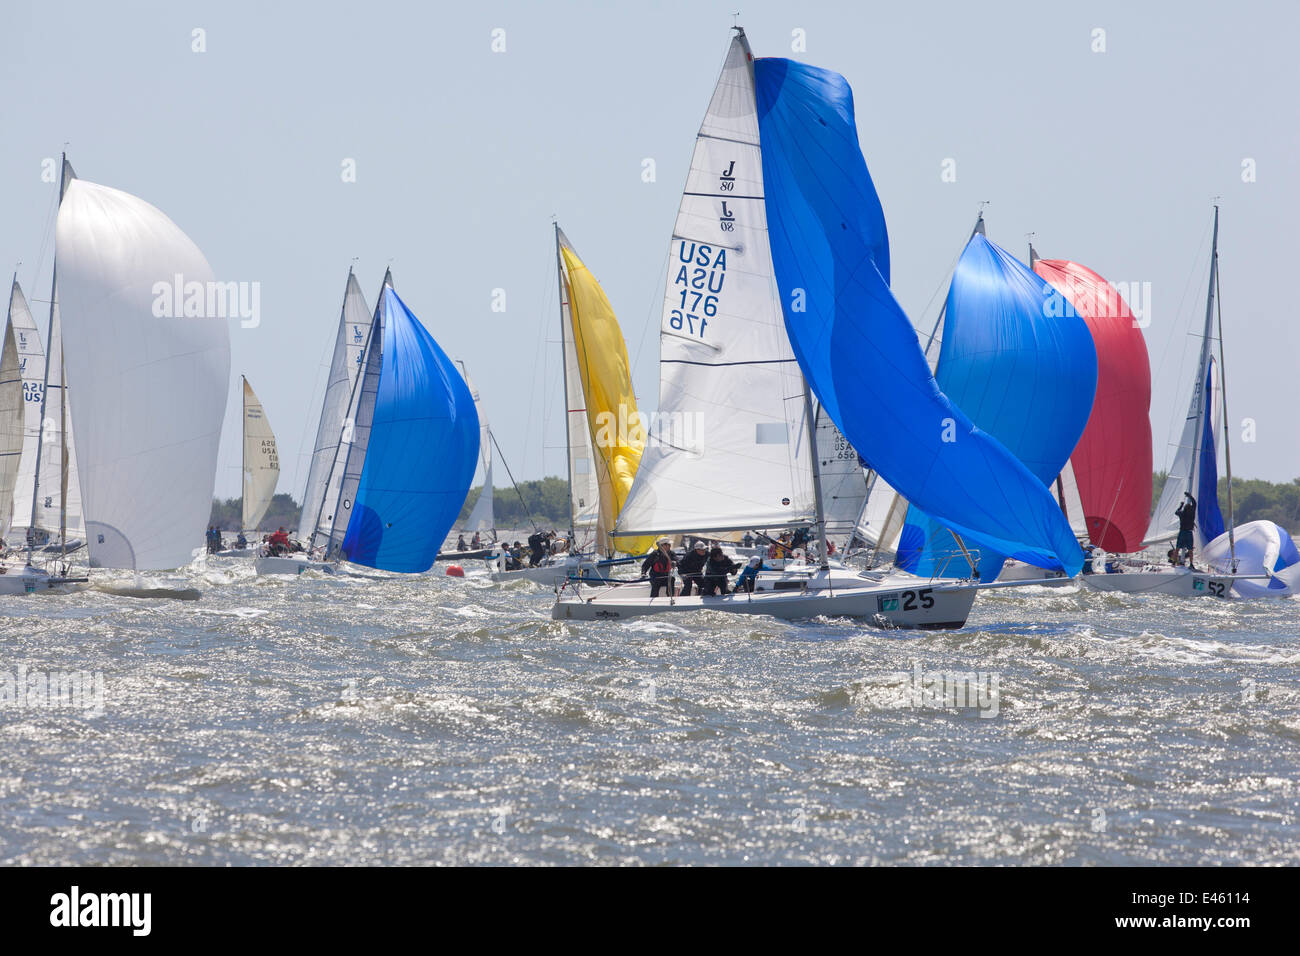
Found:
560,244 -> 656,556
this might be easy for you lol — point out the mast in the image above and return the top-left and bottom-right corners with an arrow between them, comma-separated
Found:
803,389 -> 830,569
922,209 -> 986,356
1214,232 -> 1237,571
240,374 -> 248,531
1186,207 -> 1220,524
27,152 -> 69,565
553,222 -> 576,545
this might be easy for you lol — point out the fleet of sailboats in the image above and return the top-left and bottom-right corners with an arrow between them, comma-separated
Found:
3,29 -> 1295,616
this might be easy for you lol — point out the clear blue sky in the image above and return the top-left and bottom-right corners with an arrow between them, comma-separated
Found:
3,0 -> 1296,499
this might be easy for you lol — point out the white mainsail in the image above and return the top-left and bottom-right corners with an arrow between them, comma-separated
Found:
241,377 -> 279,531
1145,211 -> 1223,550
297,270 -> 373,545
616,32 -> 815,537
55,178 -> 231,570
459,363 -> 494,534
5,280 -> 44,538
0,321 -> 24,536
316,272 -> 387,558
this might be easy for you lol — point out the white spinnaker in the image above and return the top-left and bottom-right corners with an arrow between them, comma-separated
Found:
55,179 -> 230,570
298,271 -> 372,545
241,378 -> 279,531
6,281 -> 44,537
0,322 -> 24,536
616,32 -> 815,536
460,364 -> 494,533
557,238 -> 601,539
814,405 -> 869,550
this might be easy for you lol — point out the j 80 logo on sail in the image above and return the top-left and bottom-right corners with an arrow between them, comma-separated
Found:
151,274 -> 261,328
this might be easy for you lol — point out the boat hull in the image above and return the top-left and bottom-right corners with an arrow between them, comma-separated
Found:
0,566 -> 87,595
254,555 -> 336,576
552,571 -> 976,628
1082,568 -> 1235,598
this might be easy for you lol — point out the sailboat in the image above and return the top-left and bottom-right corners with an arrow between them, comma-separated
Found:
258,271 -> 478,575
1081,206 -> 1253,598
554,29 -> 1082,625
892,217 -> 1098,583
213,376 -> 279,556
488,225 -> 654,586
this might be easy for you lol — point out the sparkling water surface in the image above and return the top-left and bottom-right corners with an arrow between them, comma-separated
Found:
1,557 -> 1296,866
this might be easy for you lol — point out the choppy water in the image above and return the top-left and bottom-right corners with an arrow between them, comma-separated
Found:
1,558 -> 1296,866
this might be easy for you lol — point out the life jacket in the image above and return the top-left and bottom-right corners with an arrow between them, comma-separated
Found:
651,553 -> 672,576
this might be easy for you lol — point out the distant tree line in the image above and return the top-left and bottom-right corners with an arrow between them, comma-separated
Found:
1153,472 -> 1300,531
208,473 -> 1299,537
209,493 -> 302,532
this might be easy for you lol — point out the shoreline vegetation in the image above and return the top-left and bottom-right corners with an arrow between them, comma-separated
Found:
207,474 -> 1300,536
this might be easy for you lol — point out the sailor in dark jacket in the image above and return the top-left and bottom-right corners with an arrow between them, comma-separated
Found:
641,538 -> 677,598
1174,492 -> 1197,569
676,540 -> 709,596
700,546 -> 740,596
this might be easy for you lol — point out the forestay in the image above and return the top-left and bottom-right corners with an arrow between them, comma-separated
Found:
460,362 -> 494,533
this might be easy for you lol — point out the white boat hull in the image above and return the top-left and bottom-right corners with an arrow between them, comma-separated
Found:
0,566 -> 87,595
552,568 -> 976,628
254,555 -> 336,576
1082,567 -> 1235,598
998,560 -> 1072,587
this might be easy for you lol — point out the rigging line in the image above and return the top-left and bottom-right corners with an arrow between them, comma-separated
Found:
1153,214 -> 1214,465
490,429 -> 539,532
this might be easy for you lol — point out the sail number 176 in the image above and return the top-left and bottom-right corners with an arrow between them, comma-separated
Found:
670,290 -> 716,338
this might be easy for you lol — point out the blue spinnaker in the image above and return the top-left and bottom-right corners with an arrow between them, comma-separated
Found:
341,287 -> 479,572
753,56 -> 1084,575
1197,358 -> 1225,542
898,233 -> 1097,579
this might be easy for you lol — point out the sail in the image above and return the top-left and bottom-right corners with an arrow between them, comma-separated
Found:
753,55 -> 1085,575
1203,520 -> 1300,597
339,287 -> 479,572
1034,258 -> 1152,552
322,282 -> 385,558
557,239 -> 602,540
895,233 -> 1097,580
5,281 -> 44,537
1056,461 -> 1088,539
298,272 -> 373,545
55,179 -> 230,570
557,231 -> 656,556
460,363 -> 494,533
814,404 -> 869,550
241,377 -> 279,530
0,322 -> 24,536
1146,211 -> 1223,549
615,32 -> 816,537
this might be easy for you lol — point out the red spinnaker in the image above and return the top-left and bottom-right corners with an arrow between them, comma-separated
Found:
1034,259 -> 1152,552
